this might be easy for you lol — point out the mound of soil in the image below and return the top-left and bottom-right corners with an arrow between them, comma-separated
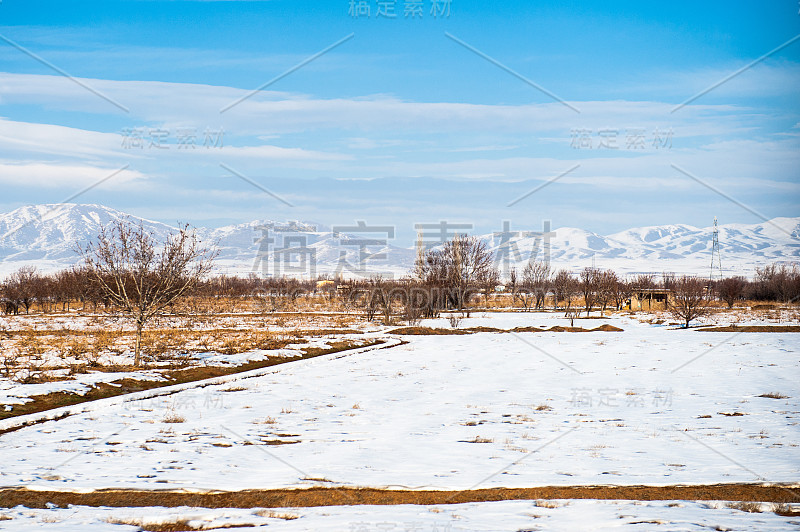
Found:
387,327 -> 472,335
391,324 -> 624,335
591,324 -> 625,332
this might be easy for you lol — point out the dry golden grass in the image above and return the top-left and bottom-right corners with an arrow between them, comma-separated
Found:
759,392 -> 789,399
772,502 -> 800,516
161,414 -> 186,424
2,484 -> 797,509
465,436 -> 493,443
253,510 -> 299,520
726,501 -> 762,513
533,499 -> 565,508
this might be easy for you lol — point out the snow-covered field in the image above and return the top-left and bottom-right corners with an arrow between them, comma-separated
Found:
1,499 -> 799,531
0,337 -> 360,407
1,312 -> 797,492
0,311 -> 797,530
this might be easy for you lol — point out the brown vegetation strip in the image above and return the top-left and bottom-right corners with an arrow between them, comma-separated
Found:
0,484 -> 797,509
388,324 -> 623,335
0,340 -> 383,426
1,327 -> 362,338
698,325 -> 800,332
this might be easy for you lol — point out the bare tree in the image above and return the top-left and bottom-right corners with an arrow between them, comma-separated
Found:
595,270 -> 631,312
611,277 -> 632,310
552,269 -> 577,310
516,286 -> 535,311
4,266 -> 41,314
523,260 -> 551,309
82,220 -> 217,366
477,266 -> 500,307
752,263 -> 800,302
579,267 -> 599,316
508,267 -> 518,306
661,272 -> 676,291
634,274 -> 656,290
371,276 -> 394,325
717,276 -> 746,308
415,235 -> 497,313
669,276 -> 711,328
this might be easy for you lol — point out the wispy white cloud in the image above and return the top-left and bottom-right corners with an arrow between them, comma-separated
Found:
0,160 -> 145,189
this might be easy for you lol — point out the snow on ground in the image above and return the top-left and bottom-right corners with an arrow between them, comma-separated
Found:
0,313 -> 797,491
1,500 -> 799,531
0,336 -> 363,408
0,370 -> 167,406
422,308 -> 800,329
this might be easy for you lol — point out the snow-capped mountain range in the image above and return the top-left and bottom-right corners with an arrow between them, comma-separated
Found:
0,204 -> 797,279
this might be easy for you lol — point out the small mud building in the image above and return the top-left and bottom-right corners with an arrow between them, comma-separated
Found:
627,288 -> 672,311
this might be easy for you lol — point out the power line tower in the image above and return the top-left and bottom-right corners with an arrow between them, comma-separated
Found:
710,216 -> 722,280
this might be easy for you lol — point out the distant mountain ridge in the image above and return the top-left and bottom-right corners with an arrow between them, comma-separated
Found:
0,203 -> 797,278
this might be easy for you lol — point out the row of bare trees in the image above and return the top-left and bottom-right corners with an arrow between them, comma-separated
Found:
509,264 -> 640,315
0,259 -> 329,317
0,266 -> 102,315
2,218 -> 798,354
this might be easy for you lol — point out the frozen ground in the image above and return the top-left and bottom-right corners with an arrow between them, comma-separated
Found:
0,369 -> 168,406
0,338 -> 354,408
0,500 -> 798,531
422,307 -> 800,329
1,312 -> 797,492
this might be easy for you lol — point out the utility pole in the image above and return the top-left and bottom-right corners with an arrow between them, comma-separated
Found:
710,216 -> 722,280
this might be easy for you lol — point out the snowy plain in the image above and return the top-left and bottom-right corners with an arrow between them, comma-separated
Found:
0,337 -> 358,407
1,499 -> 799,531
1,312 -> 797,493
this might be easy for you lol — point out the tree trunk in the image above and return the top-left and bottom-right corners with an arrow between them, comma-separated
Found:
134,324 -> 143,367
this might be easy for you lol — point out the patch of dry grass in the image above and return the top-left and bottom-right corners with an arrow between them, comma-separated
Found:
533,500 -> 565,508
772,502 -> 800,516
726,501 -> 762,513
463,436 -> 493,443
253,510 -> 299,520
758,392 -> 789,399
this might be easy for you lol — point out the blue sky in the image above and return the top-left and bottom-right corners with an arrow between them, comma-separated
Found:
0,0 -> 798,244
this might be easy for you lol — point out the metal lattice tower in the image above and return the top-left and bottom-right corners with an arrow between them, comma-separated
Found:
710,217 -> 722,280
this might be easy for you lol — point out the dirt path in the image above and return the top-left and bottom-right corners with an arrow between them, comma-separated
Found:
0,484 -> 797,509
